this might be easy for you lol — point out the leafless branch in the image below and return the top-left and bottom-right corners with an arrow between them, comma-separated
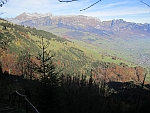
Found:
58,0 -> 78,3
0,0 -> 8,7
140,0 -> 150,7
58,0 -> 149,11
80,0 -> 102,11
58,0 -> 102,11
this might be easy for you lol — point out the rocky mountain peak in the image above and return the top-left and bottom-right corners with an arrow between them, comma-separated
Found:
15,12 -> 29,21
111,19 -> 125,26
15,12 -> 53,21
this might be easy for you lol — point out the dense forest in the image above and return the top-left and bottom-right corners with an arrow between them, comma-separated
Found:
0,19 -> 150,113
0,65 -> 150,113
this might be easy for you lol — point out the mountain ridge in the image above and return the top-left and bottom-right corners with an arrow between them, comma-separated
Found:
6,12 -> 150,38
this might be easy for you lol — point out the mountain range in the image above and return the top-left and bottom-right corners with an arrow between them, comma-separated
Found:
5,12 -> 150,68
7,12 -> 150,37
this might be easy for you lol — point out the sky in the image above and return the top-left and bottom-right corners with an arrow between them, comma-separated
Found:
0,0 -> 150,23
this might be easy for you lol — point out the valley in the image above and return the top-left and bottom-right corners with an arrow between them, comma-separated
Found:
7,12 -> 150,68
6,12 -> 150,81
0,18 -> 148,83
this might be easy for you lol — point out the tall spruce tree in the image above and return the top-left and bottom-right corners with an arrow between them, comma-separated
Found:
36,36 -> 59,85
35,36 -> 60,113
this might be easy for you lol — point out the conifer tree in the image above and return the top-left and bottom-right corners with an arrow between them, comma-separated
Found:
35,36 -> 60,113
35,36 -> 59,86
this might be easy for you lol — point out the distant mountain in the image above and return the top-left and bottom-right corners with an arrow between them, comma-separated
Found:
16,12 -> 52,21
7,12 -> 150,38
5,12 -> 150,69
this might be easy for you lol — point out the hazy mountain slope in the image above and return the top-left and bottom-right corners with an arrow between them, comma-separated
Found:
0,18 -> 148,83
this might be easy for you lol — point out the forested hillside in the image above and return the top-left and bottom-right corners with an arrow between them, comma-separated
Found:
0,18 -> 147,83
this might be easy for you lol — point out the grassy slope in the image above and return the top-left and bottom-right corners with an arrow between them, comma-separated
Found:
37,26 -> 137,66
18,25 -> 134,66
37,26 -> 150,64
37,25 -> 150,81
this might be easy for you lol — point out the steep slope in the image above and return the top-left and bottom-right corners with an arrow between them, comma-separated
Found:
0,19 -> 147,83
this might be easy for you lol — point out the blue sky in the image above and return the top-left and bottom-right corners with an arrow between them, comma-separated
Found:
0,0 -> 150,23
